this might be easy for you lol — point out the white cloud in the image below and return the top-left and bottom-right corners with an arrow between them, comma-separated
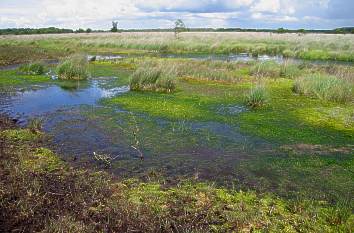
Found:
251,0 -> 280,13
0,0 -> 352,29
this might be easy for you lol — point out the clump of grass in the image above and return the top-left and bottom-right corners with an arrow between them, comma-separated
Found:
293,74 -> 353,103
280,62 -> 302,79
130,63 -> 176,93
56,54 -> 89,80
245,85 -> 269,108
250,61 -> 281,78
19,62 -> 45,75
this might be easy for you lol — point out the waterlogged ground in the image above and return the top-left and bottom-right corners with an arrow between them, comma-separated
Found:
0,57 -> 353,210
0,72 -> 272,184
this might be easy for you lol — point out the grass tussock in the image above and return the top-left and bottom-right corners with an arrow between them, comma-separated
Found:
130,62 -> 176,93
245,85 -> 269,108
0,119 -> 352,232
56,54 -> 89,80
250,61 -> 302,79
19,62 -> 45,75
293,74 -> 353,103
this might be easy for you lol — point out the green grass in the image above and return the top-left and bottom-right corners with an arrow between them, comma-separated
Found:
130,62 -> 176,93
19,62 -> 46,75
244,85 -> 269,108
0,69 -> 52,86
105,75 -> 353,146
56,54 -> 89,80
2,32 -> 353,62
293,74 -> 353,103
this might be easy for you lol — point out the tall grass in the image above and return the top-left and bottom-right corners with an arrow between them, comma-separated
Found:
250,61 -> 302,79
293,74 -> 353,103
130,62 -> 176,93
2,32 -> 353,62
245,85 -> 269,108
250,61 -> 281,78
56,54 -> 89,80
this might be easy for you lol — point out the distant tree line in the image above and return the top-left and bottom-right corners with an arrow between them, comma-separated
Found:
0,25 -> 353,35
0,27 -> 99,35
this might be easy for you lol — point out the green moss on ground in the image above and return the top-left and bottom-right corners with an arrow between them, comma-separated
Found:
0,70 -> 52,86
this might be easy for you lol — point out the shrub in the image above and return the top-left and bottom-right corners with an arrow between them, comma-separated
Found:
19,62 -> 45,75
245,85 -> 269,108
130,64 -> 176,93
293,74 -> 353,103
56,54 -> 89,80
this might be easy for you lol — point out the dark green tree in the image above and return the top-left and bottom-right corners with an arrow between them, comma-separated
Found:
111,21 -> 118,32
174,19 -> 186,39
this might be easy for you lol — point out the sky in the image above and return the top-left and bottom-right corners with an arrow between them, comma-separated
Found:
0,0 -> 353,30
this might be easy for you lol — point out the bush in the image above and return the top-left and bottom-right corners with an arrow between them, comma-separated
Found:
19,62 -> 45,75
245,85 -> 269,108
56,54 -> 89,80
293,74 -> 353,103
130,64 -> 176,93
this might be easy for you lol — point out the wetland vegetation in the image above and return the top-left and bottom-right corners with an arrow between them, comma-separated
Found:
0,32 -> 353,232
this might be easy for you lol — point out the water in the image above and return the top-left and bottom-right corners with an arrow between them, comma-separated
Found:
0,77 -> 129,123
159,53 -> 353,66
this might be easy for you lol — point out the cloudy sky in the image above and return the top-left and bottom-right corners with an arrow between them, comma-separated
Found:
0,0 -> 353,30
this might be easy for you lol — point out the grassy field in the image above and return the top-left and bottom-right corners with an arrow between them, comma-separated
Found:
0,33 -> 353,232
1,32 -> 354,63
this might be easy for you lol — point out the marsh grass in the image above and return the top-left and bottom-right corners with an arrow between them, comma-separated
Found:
19,62 -> 45,75
250,61 -> 302,79
130,61 -> 176,93
245,85 -> 269,108
56,54 -> 89,80
293,74 -> 353,103
250,61 -> 281,78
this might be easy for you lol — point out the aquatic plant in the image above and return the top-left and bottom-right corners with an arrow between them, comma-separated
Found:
130,63 -> 176,93
293,74 -> 353,103
245,85 -> 269,108
19,62 -> 45,75
0,121 -> 352,232
56,54 -> 89,80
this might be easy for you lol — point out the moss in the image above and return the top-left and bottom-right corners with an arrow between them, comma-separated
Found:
0,129 -> 41,142
22,148 -> 64,173
0,69 -> 52,86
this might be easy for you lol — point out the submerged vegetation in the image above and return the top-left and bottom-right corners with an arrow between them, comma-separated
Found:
56,54 -> 89,80
0,120 -> 352,232
293,74 -> 353,103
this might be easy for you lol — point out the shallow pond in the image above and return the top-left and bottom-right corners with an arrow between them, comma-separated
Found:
0,72 -> 274,183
